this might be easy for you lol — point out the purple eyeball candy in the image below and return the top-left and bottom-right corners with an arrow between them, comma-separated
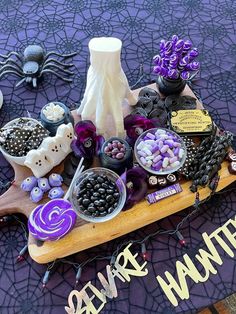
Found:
37,177 -> 51,192
49,173 -> 63,187
48,187 -> 64,199
30,187 -> 44,203
21,176 -> 37,192
28,199 -> 77,241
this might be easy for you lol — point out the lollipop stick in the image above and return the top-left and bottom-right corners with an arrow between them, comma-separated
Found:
64,157 -> 84,201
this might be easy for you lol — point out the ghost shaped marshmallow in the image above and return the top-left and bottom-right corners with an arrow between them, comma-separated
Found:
24,148 -> 53,178
56,123 -> 74,153
41,136 -> 65,165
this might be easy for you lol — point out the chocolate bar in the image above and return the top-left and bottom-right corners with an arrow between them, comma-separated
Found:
146,183 -> 183,204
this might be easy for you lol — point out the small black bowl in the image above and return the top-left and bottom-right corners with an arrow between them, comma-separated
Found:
99,137 -> 133,175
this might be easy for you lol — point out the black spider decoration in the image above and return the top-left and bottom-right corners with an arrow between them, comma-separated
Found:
0,45 -> 77,88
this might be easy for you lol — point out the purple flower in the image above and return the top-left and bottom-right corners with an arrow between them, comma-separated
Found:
124,114 -> 157,146
120,167 -> 148,210
71,120 -> 105,160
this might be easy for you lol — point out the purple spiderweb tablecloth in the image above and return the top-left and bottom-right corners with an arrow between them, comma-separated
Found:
0,1 -> 236,313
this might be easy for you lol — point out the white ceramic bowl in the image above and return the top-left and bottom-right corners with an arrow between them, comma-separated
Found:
0,117 -> 42,166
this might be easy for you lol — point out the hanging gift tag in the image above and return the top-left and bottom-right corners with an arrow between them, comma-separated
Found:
170,109 -> 213,136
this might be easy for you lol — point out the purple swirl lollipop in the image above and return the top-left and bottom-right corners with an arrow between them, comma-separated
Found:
21,176 -> 37,192
28,199 -> 77,241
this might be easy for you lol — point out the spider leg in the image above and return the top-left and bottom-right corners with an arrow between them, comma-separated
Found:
0,64 -> 24,75
0,58 -> 23,69
43,58 -> 74,68
15,77 -> 26,87
0,70 -> 24,79
45,51 -> 77,60
41,63 -> 74,75
32,78 -> 37,88
0,51 -> 22,61
39,69 -> 73,82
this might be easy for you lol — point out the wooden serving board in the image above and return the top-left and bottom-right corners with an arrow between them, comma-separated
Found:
0,83 -> 235,264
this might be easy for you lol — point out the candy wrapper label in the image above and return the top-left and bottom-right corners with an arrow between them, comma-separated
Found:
147,183 -> 182,204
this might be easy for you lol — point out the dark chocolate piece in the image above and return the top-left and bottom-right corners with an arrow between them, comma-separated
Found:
166,173 -> 177,183
148,175 -> 158,188
227,151 -> 236,162
228,162 -> 236,174
157,177 -> 167,187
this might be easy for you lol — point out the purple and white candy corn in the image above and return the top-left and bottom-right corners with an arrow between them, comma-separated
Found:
136,129 -> 185,173
28,199 -> 76,241
49,173 -> 63,187
21,176 -> 37,192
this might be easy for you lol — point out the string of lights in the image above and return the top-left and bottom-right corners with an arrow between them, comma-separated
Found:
0,182 -> 235,289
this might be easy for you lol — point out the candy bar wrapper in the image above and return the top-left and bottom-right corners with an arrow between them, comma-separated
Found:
146,183 -> 182,204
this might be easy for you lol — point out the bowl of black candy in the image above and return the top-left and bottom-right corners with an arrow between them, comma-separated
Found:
70,167 -> 126,223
